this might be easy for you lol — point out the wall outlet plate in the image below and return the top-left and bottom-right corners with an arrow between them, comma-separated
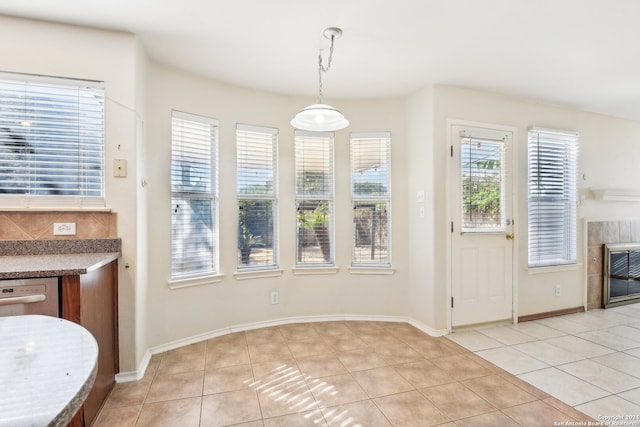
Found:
270,291 -> 279,305
53,222 -> 76,235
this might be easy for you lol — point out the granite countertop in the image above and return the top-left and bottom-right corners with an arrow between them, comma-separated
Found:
0,315 -> 98,427
0,238 -> 121,279
0,252 -> 120,279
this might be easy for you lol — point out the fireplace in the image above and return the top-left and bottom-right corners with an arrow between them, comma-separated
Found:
604,243 -> 640,308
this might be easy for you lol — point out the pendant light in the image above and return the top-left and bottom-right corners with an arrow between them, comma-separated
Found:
291,27 -> 349,132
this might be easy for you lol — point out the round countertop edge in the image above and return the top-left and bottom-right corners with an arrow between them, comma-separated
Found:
49,351 -> 98,427
0,315 -> 99,426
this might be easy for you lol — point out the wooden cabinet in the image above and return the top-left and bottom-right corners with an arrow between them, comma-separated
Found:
62,260 -> 119,427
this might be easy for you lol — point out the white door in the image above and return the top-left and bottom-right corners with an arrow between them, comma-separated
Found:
450,124 -> 514,327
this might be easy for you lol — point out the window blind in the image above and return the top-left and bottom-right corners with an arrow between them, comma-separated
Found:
528,128 -> 579,267
171,111 -> 218,278
236,123 -> 278,269
295,131 -> 334,265
0,72 -> 104,207
351,132 -> 391,266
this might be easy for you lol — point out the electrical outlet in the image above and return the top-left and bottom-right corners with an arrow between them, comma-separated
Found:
53,222 -> 76,236
270,291 -> 279,305
555,284 -> 561,297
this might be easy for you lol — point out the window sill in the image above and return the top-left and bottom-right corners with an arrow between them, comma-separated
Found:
292,266 -> 340,275
0,207 -> 112,213
527,263 -> 581,275
348,267 -> 396,275
234,269 -> 284,281
167,273 -> 224,289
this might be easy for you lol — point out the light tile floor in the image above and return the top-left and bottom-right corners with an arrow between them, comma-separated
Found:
94,320 -> 596,426
447,303 -> 640,424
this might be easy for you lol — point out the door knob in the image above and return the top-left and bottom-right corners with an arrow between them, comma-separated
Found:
506,233 -> 515,240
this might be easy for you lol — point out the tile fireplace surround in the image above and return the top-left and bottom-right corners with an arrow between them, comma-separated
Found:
587,220 -> 640,310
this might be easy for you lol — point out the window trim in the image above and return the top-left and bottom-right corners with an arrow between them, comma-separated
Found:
0,71 -> 105,209
169,110 -> 219,281
350,132 -> 392,268
294,130 -> 335,267
527,127 -> 579,268
235,123 -> 279,272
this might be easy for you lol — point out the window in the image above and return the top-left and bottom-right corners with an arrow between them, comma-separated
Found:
0,72 -> 104,207
236,124 -> 278,269
295,131 -> 334,266
171,111 -> 218,279
527,128 -> 579,267
351,132 -> 391,266
460,133 -> 507,233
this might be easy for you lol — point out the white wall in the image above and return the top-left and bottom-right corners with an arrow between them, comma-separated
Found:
143,62 -> 410,349
0,16 -> 142,371
134,42 -> 150,369
421,85 -> 640,323
6,16 -> 640,373
405,86 -> 443,331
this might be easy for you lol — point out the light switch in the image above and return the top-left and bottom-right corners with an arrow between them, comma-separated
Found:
416,190 -> 425,203
113,159 -> 127,177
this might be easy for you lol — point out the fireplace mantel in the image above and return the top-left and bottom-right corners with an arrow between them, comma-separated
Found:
590,187 -> 640,202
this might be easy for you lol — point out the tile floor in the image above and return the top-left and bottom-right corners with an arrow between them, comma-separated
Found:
94,319 -> 597,426
447,303 -> 640,424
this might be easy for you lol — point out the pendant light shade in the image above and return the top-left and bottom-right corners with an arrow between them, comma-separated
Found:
290,103 -> 349,132
291,27 -> 349,132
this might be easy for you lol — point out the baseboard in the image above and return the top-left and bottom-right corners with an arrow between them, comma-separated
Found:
408,318 -> 448,337
518,306 -> 585,323
116,349 -> 151,383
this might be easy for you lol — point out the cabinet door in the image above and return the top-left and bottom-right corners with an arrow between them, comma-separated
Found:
62,260 -> 118,426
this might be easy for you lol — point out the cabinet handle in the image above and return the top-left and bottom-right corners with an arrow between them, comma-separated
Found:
0,294 -> 46,305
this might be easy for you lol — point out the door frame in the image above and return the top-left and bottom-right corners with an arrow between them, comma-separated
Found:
445,119 -> 519,332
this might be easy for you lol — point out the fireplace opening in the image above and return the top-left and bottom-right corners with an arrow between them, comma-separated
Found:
604,243 -> 640,308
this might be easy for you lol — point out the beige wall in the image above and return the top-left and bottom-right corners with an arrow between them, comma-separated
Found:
405,86 -> 442,331
4,15 -> 640,377
144,63 -> 410,348
0,16 -> 142,372
416,85 -> 640,324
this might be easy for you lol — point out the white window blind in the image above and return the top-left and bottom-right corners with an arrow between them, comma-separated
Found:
528,128 -> 579,267
236,123 -> 278,269
295,131 -> 334,265
0,72 -> 104,207
351,132 -> 391,266
171,111 -> 218,278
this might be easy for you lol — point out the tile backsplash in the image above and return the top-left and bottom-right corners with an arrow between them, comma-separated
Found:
0,212 -> 117,240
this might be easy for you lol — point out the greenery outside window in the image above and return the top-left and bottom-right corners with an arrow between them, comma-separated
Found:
351,132 -> 391,266
236,124 -> 278,270
295,131 -> 334,266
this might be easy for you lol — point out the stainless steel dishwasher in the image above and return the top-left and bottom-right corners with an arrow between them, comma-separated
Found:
0,277 -> 60,317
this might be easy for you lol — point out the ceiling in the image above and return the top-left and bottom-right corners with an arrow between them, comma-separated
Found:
2,0 -> 640,120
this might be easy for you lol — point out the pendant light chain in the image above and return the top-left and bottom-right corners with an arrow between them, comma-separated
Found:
317,34 -> 336,103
